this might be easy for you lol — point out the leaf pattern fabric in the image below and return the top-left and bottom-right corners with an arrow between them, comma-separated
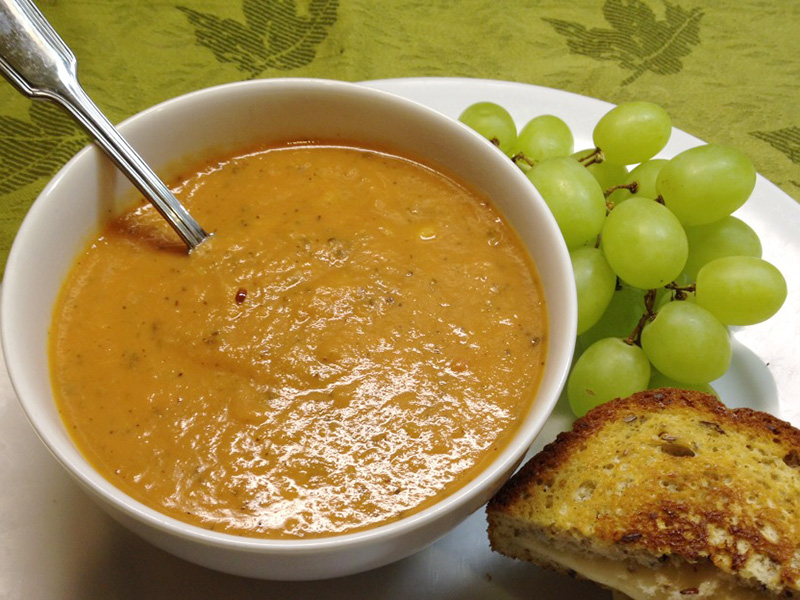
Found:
177,0 -> 338,76
545,0 -> 704,84
752,127 -> 800,167
0,102 -> 86,195
0,0 -> 798,276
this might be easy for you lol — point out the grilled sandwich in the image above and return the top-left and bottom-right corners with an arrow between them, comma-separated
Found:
487,388 -> 800,599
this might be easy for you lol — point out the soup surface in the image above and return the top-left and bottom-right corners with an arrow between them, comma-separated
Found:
51,143 -> 547,539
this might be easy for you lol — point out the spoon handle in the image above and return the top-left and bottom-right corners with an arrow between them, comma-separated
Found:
0,0 -> 209,251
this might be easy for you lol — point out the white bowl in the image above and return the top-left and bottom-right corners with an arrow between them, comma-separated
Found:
1,78 -> 576,580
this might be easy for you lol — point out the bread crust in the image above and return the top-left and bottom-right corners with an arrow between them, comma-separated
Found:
487,388 -> 800,596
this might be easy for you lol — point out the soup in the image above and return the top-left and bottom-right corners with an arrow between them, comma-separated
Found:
50,143 -> 547,539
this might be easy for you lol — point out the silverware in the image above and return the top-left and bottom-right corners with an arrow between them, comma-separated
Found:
0,0 -> 209,251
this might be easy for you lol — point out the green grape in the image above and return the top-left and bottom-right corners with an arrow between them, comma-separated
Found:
601,197 -> 688,289
514,114 -> 574,163
648,369 -> 718,398
577,285 -> 646,353
695,256 -> 787,326
567,337 -> 651,417
592,101 -> 672,165
571,246 -> 617,335
572,148 -> 629,194
527,156 -> 606,249
458,102 -> 517,155
640,301 -> 731,384
656,144 -> 757,226
683,216 -> 762,280
606,159 -> 668,206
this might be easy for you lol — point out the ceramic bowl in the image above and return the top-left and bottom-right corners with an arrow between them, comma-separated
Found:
1,78 -> 576,580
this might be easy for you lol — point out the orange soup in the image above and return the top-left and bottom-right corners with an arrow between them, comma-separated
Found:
50,143 -> 547,539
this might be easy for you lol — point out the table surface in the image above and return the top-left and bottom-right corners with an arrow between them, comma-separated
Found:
1,1 -> 799,598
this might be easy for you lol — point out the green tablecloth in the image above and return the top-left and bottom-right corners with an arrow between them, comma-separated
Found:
1,0 -> 798,275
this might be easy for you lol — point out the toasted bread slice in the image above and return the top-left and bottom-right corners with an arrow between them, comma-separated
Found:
487,388 -> 800,599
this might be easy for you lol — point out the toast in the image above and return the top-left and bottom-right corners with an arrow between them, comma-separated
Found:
487,388 -> 800,599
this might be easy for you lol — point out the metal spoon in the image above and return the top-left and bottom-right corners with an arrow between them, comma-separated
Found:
0,0 -> 209,251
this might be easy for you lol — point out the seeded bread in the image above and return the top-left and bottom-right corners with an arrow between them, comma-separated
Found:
487,388 -> 800,599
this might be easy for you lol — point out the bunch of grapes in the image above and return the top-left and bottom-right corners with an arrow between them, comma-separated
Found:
458,100 -> 787,417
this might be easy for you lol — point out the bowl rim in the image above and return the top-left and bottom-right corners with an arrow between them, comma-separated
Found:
1,77 -> 576,555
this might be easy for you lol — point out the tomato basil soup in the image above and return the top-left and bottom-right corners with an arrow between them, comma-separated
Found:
50,143 -> 547,539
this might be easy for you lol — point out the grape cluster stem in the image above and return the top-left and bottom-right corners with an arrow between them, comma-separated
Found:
623,281 -> 697,347
511,152 -> 535,169
664,281 -> 696,300
577,147 -> 604,167
624,288 -> 658,347
605,182 -> 638,197
604,182 -> 639,208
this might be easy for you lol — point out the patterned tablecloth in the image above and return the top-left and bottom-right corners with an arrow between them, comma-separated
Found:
0,0 -> 799,275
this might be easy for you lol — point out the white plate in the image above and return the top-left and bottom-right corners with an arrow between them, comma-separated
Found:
0,77 -> 797,599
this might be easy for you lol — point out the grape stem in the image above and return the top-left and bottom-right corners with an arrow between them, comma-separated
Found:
577,147 -> 604,166
604,182 -> 639,208
624,288 -> 658,347
664,281 -> 696,300
605,181 -> 638,197
623,281 -> 697,346
510,152 -> 535,169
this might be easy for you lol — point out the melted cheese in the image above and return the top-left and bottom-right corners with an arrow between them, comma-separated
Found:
520,537 -> 768,600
